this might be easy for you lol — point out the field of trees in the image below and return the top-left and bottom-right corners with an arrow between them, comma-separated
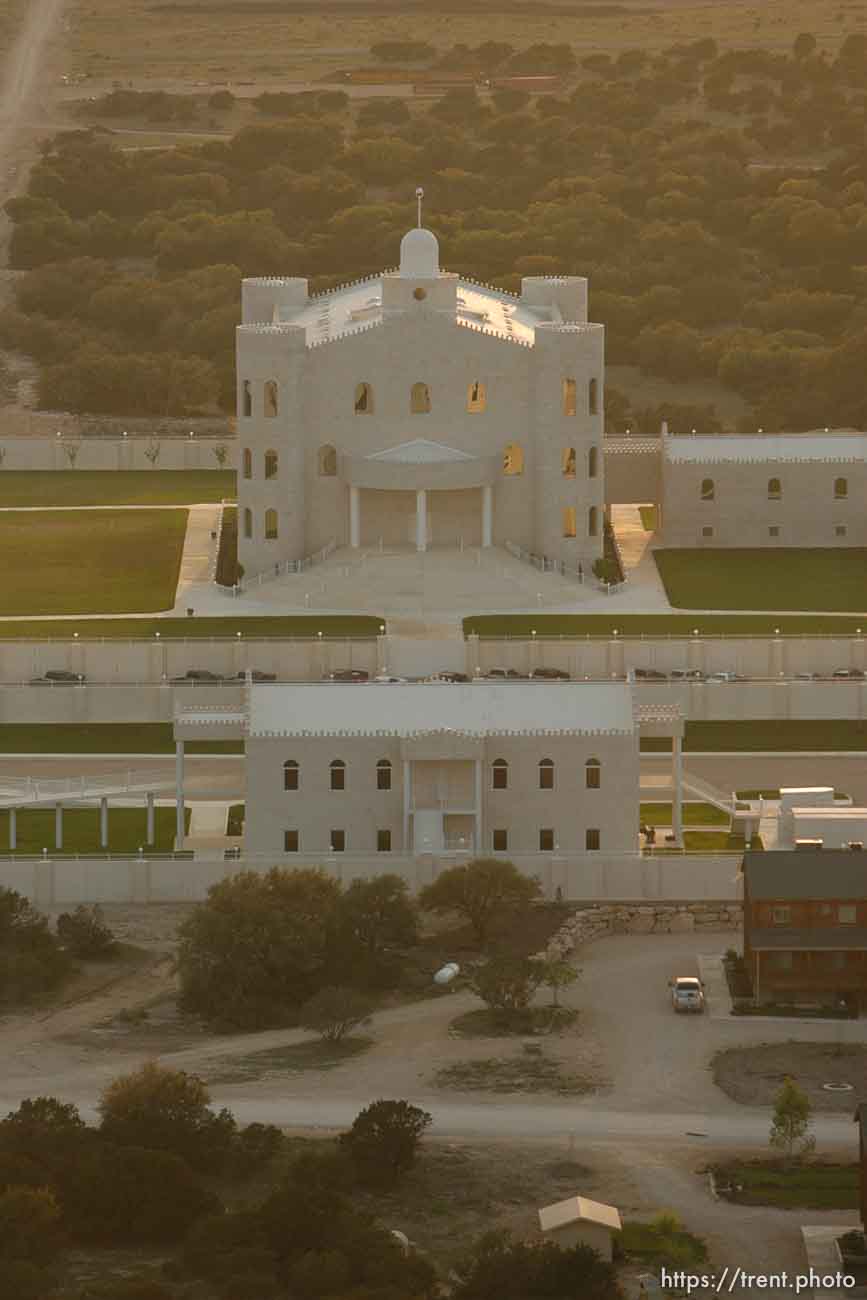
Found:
2,33 -> 866,429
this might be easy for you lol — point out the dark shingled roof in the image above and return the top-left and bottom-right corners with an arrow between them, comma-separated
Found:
749,927 -> 867,950
743,850 -> 867,901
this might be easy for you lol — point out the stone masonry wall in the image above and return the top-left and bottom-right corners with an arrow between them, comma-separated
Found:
535,900 -> 742,961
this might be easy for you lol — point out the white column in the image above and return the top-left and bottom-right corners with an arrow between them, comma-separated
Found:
474,758 -> 483,854
349,485 -> 360,549
175,740 -> 185,850
146,792 -> 155,846
403,760 -> 412,851
55,803 -> 63,850
416,489 -> 427,552
672,735 -> 683,845
99,797 -> 108,848
481,484 -> 493,548
9,808 -> 16,851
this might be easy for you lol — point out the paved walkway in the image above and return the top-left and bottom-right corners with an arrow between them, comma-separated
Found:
172,503 -> 222,609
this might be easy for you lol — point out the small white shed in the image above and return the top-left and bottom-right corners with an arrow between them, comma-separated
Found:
537,1194 -> 622,1261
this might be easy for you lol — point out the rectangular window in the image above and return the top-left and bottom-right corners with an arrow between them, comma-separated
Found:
330,766 -> 345,791
772,906 -> 791,925
330,829 -> 345,853
586,828 -> 600,851
702,526 -> 714,538
836,525 -> 847,537
284,764 -> 299,791
492,828 -> 508,852
377,765 -> 392,791
562,378 -> 577,417
492,764 -> 508,790
838,903 -> 857,924
768,526 -> 780,538
539,828 -> 554,851
539,763 -> 554,790
284,830 -> 299,852
561,507 -> 577,539
377,829 -> 391,853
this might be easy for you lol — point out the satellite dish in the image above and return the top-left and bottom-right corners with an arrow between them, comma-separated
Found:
434,962 -> 460,986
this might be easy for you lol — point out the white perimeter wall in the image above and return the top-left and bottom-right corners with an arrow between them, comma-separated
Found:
0,439 -> 237,470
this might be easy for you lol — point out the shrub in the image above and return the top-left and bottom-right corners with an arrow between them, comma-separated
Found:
470,956 -> 542,1015
228,1123 -> 285,1179
299,986 -> 375,1042
56,904 -> 117,958
339,1099 -> 432,1188
0,887 -> 70,1002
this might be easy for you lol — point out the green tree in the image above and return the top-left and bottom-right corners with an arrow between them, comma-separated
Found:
98,1061 -> 236,1174
0,887 -> 70,1002
451,1231 -> 623,1299
419,859 -> 541,943
56,904 -> 117,959
339,1099 -> 432,1188
536,958 -> 579,1007
299,987 -> 375,1042
769,1076 -> 815,1162
469,956 -> 542,1015
177,867 -> 342,1028
338,873 -> 418,969
0,1184 -> 62,1261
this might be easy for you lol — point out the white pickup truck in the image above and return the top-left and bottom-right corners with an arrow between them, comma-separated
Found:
669,975 -> 705,1013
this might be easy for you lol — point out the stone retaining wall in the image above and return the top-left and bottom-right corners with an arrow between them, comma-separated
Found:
537,901 -> 742,960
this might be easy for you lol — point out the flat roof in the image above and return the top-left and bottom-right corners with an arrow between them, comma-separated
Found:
538,1195 -> 622,1233
743,850 -> 867,900
246,682 -> 637,738
665,432 -> 867,464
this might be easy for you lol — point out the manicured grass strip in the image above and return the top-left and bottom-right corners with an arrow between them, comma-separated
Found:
711,1161 -> 858,1210
0,724 -> 243,754
216,504 -> 239,586
0,806 -> 190,854
466,614 -> 867,636
618,1219 -> 708,1267
0,470 -> 236,507
0,510 -> 187,615
638,505 -> 657,531
0,615 -> 383,639
640,802 -> 730,826
641,719 -> 867,752
654,548 -> 867,613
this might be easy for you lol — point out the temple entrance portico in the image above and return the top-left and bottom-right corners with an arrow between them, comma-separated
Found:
343,439 -> 497,552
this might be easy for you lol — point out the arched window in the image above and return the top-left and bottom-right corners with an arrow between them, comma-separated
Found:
700,478 -> 714,501
562,378 -> 577,416
503,442 -> 524,476
589,377 -> 599,416
264,508 -> 278,540
835,476 -> 848,499
588,445 -> 598,479
243,507 -> 252,540
562,507 -> 576,538
242,447 -> 252,480
264,449 -> 278,479
354,382 -> 373,414
467,380 -> 486,413
264,380 -> 278,418
539,758 -> 554,790
410,381 -> 431,414
376,758 -> 392,791
586,757 -> 601,789
242,380 -> 252,418
318,444 -> 337,477
562,447 -> 576,478
588,505 -> 598,538
284,760 -> 299,791
768,477 -> 781,500
330,759 -> 346,791
492,758 -> 508,790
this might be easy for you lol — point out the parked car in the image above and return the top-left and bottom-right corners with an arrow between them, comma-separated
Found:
373,674 -> 407,683
235,669 -> 277,682
706,671 -> 744,682
426,671 -> 469,683
325,669 -> 370,683
632,667 -> 667,681
530,667 -> 570,680
669,669 -> 704,681
485,667 -> 528,680
832,668 -> 866,679
794,671 -> 819,680
170,669 -> 226,684
29,670 -> 85,684
669,975 -> 705,1013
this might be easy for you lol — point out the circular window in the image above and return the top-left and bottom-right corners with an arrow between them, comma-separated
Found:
413,287 -> 427,301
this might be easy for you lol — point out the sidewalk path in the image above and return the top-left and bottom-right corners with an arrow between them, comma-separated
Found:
173,504 -> 222,608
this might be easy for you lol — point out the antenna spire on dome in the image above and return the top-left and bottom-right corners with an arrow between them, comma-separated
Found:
415,186 -> 424,229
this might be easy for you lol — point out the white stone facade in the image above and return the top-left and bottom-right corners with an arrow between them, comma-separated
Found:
235,227 -> 604,576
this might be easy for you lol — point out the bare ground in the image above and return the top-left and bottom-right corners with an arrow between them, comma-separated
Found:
713,1042 -> 867,1113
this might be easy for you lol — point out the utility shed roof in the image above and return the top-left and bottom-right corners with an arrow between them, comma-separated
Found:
246,682 -> 637,738
665,432 -> 867,464
743,850 -> 867,900
538,1196 -> 622,1234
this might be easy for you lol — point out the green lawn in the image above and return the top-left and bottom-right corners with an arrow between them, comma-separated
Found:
654,548 -> 867,613
640,802 -> 730,826
466,613 -> 867,636
0,615 -> 382,639
0,510 -> 188,615
711,1161 -> 858,1210
0,724 -> 243,755
0,470 -> 236,506
640,719 -> 867,753
639,505 -> 657,531
0,807 -> 190,854
618,1217 -> 708,1268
